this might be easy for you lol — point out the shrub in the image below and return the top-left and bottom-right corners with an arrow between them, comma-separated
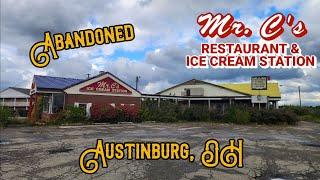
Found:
249,108 -> 298,125
157,102 -> 180,122
109,101 -> 302,125
65,106 -> 87,122
118,105 -> 140,122
139,106 -> 152,121
91,104 -> 140,123
300,114 -> 320,123
281,105 -> 309,116
29,95 -> 43,123
209,108 -> 224,122
180,105 -> 210,122
280,106 -> 320,123
139,100 -> 180,122
17,109 -> 28,117
52,106 -> 88,125
224,106 -> 250,124
0,107 -> 13,127
91,104 -> 118,123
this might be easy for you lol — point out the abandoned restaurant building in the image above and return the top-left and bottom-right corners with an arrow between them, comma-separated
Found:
28,72 -> 281,121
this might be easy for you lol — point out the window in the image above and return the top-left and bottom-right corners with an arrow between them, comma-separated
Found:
186,89 -> 191,96
16,98 -> 27,102
4,98 -> 14,103
52,93 -> 64,113
78,103 -> 87,110
74,103 -> 92,117
42,95 -> 51,113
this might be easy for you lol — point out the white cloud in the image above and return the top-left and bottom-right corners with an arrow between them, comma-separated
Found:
142,80 -> 174,94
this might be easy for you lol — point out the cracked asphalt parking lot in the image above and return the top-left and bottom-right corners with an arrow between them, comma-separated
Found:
1,121 -> 320,180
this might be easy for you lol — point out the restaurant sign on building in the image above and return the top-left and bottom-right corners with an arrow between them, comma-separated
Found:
80,77 -> 132,94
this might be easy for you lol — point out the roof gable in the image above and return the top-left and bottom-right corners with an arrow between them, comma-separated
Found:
157,79 -> 251,96
0,87 -> 30,98
79,77 -> 133,95
10,87 -> 30,95
64,72 -> 141,97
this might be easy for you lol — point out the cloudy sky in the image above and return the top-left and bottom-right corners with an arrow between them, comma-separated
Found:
1,0 -> 319,106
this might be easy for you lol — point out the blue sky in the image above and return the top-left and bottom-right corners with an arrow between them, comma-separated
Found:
1,0 -> 319,106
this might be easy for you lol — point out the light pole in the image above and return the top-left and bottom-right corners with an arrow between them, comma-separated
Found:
280,85 -> 302,107
298,86 -> 301,107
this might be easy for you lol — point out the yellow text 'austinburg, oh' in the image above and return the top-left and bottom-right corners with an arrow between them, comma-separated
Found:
79,140 -> 194,174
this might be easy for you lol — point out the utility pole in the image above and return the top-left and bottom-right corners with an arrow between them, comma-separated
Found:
135,76 -> 141,90
280,84 -> 302,107
298,86 -> 301,107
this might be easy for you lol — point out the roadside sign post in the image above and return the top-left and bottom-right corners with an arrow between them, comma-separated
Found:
251,76 -> 268,109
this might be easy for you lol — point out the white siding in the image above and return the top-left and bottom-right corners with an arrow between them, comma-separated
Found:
0,88 -> 29,98
159,84 -> 246,97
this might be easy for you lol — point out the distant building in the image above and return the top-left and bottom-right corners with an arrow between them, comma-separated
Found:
153,79 -> 281,109
0,87 -> 30,116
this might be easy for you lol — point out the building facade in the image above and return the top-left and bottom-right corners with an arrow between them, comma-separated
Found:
143,79 -> 281,110
28,72 -> 141,121
0,87 -> 30,117
28,72 -> 281,122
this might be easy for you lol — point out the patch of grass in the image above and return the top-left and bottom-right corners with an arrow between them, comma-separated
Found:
299,114 -> 320,123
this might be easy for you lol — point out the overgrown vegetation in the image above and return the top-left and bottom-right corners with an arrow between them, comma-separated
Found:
91,104 -> 140,123
30,95 -> 43,123
0,106 -> 13,127
225,106 -> 251,124
250,108 -> 298,125
140,100 -> 181,122
280,105 -> 320,123
49,106 -> 89,125
4,99 -> 319,127
138,100 -> 303,125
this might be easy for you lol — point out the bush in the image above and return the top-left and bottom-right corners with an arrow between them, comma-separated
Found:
17,109 -> 28,117
52,102 -> 316,125
209,108 -> 224,122
249,108 -> 298,125
52,106 -> 88,125
180,105 -> 210,122
118,105 -> 140,122
224,106 -> 250,124
91,104 -> 140,123
0,107 -> 13,127
300,114 -> 320,123
138,102 -> 299,125
91,105 -> 118,123
140,101 -> 218,122
30,95 -> 43,123
281,105 -> 309,116
281,105 -> 320,123
139,100 -> 180,122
